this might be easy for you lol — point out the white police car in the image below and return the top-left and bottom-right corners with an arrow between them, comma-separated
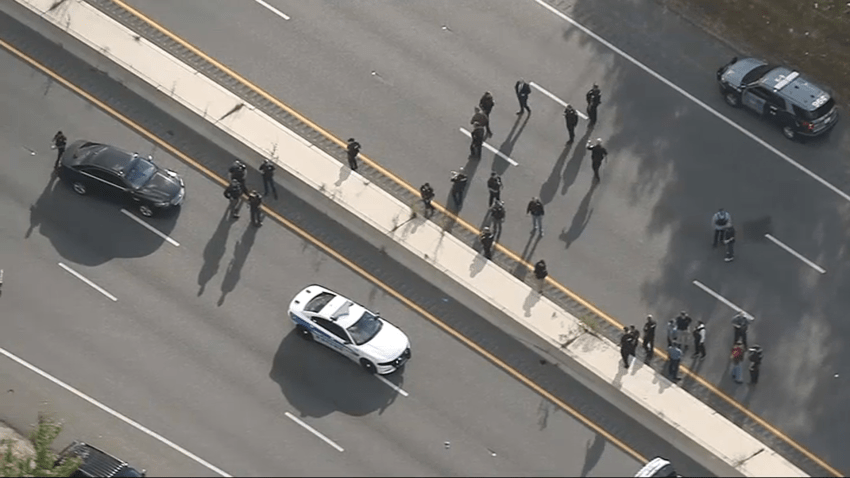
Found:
288,285 -> 411,374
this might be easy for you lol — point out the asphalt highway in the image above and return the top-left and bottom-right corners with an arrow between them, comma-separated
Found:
117,0 -> 850,472
0,30 -> 712,476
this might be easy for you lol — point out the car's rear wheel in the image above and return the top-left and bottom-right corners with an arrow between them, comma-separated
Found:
296,325 -> 313,341
782,125 -> 796,140
724,91 -> 741,107
138,205 -> 154,217
360,359 -> 377,374
72,182 -> 87,195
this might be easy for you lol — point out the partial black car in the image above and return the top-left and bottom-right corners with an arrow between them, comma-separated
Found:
716,57 -> 838,140
56,441 -> 146,477
58,140 -> 185,217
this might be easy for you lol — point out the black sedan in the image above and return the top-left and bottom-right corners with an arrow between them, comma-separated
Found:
58,140 -> 185,217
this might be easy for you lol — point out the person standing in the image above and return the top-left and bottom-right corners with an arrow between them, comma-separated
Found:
479,227 -> 495,260
723,223 -> 736,262
228,160 -> 247,194
450,169 -> 468,206
224,178 -> 244,220
259,159 -> 278,200
52,130 -> 67,170
675,311 -> 693,352
564,104 -> 579,144
642,315 -> 656,357
730,341 -> 745,384
479,91 -> 495,117
471,106 -> 492,138
586,83 -> 602,124
526,197 -> 545,236
470,121 -> 486,158
748,345 -> 763,384
487,172 -> 503,207
586,138 -> 608,182
666,318 -> 678,347
515,78 -> 531,115
712,208 -> 731,247
628,325 -> 640,362
731,311 -> 753,348
420,182 -> 435,216
489,200 -> 506,237
667,342 -> 682,381
247,190 -> 263,227
693,320 -> 707,360
620,327 -> 633,368
346,138 -> 361,171
533,259 -> 548,280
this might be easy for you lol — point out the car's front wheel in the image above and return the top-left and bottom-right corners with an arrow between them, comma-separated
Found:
295,325 -> 313,341
782,125 -> 796,140
724,91 -> 741,107
360,359 -> 377,374
138,204 -> 154,217
72,182 -> 87,195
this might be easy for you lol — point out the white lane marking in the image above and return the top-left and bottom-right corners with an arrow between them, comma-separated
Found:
58,263 -> 118,302
533,0 -> 850,205
458,128 -> 519,166
121,209 -> 180,247
529,82 -> 589,119
0,346 -> 232,477
692,280 -> 753,319
376,375 -> 409,397
252,0 -> 291,20
764,234 -> 826,274
284,412 -> 344,452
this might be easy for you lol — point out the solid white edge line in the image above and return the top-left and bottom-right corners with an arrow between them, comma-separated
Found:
252,0 -> 291,20
0,346 -> 232,477
692,280 -> 752,320
529,81 -> 589,119
284,412 -> 344,452
532,0 -> 850,205
376,375 -> 409,397
764,234 -> 826,274
120,209 -> 180,247
57,262 -> 118,302
458,127 -> 519,166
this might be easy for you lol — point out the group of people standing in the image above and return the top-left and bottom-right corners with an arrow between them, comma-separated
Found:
622,311 -> 762,385
223,158 -> 278,227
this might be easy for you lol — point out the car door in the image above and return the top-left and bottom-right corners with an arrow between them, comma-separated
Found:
763,95 -> 788,125
81,168 -> 130,201
312,317 -> 358,362
741,86 -> 770,114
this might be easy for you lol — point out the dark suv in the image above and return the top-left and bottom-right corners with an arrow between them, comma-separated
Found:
717,57 -> 838,140
56,441 -> 146,477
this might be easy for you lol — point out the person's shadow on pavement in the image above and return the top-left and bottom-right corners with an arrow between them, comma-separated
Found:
26,173 -> 60,239
198,209 -> 235,296
217,223 -> 258,306
579,434 -> 606,477
560,181 -> 599,248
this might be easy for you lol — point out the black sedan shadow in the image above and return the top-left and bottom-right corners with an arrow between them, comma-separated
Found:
27,177 -> 179,266
269,330 -> 404,418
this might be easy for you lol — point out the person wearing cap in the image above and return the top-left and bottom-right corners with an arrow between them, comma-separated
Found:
675,311 -> 693,352
564,104 -> 579,144
586,138 -> 608,182
479,226 -> 495,260
642,314 -> 657,357
515,78 -> 532,115
346,138 -> 361,170
450,168 -> 468,206
471,106 -> 492,138
586,83 -> 602,124
487,172 -> 503,207
488,199 -> 506,237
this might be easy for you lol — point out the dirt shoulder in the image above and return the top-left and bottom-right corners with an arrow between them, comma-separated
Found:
659,0 -> 850,106
0,421 -> 34,461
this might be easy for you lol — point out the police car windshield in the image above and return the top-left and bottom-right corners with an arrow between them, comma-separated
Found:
124,155 -> 157,189
347,311 -> 383,345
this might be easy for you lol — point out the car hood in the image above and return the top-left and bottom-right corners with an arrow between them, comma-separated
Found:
720,57 -> 768,87
136,170 -> 183,202
359,321 -> 409,362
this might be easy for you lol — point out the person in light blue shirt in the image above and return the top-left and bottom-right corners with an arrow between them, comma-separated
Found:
667,343 -> 682,381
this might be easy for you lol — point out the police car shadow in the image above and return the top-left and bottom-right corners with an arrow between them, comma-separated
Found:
269,330 -> 404,418
27,177 -> 179,266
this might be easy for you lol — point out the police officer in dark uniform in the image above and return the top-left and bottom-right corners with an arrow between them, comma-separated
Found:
346,138 -> 361,171
586,138 -> 608,182
487,172 -> 503,207
479,91 -> 495,117
642,315 -> 657,358
514,78 -> 531,115
259,159 -> 278,200
471,106 -> 492,138
586,83 -> 602,124
748,345 -> 763,384
564,104 -> 579,144
479,227 -> 495,260
52,131 -> 67,170
489,200 -> 505,237
247,190 -> 263,227
533,259 -> 548,280
224,178 -> 244,219
450,169 -> 468,206
470,122 -> 486,159
229,160 -> 247,194
420,182 -> 435,216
